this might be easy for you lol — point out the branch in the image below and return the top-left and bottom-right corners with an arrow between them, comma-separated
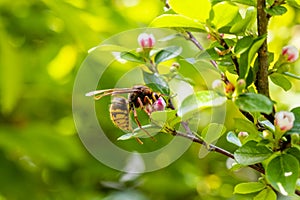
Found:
170,128 -> 300,196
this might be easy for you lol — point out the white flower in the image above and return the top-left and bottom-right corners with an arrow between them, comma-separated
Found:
282,45 -> 299,62
274,111 -> 295,131
137,33 -> 155,49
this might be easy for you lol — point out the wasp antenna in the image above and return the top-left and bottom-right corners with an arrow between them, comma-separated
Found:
135,137 -> 144,144
85,91 -> 100,97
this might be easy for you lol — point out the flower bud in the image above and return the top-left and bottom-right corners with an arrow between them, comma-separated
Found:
137,33 -> 155,49
170,62 -> 180,73
282,45 -> 299,63
235,79 -> 246,95
274,111 -> 295,132
238,131 -> 249,142
212,79 -> 225,96
152,97 -> 166,111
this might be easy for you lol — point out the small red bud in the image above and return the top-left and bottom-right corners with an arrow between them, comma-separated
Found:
152,97 -> 166,111
138,33 -> 155,49
282,45 -> 299,63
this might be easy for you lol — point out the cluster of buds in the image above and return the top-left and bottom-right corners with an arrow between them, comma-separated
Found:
211,79 -> 246,98
274,111 -> 295,132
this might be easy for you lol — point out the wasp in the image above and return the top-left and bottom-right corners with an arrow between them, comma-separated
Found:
86,85 -> 172,143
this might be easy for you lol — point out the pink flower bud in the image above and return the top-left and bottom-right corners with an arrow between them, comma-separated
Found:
282,45 -> 299,62
274,111 -> 295,131
152,97 -> 166,111
137,33 -> 155,49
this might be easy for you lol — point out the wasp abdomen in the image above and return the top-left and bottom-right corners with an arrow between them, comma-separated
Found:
109,97 -> 131,131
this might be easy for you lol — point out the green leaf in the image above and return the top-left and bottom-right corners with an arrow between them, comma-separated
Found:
286,0 -> 300,8
226,131 -> 242,147
235,36 -> 254,55
283,71 -> 300,80
230,7 -> 256,34
234,182 -> 266,194
151,110 -> 181,128
92,44 -> 129,52
169,0 -> 211,22
248,36 -> 266,65
254,187 -> 277,200
270,73 -> 292,91
201,123 -> 226,144
120,51 -> 145,63
266,154 -> 299,196
239,35 -> 266,78
234,118 -> 259,135
154,46 -> 182,65
211,2 -> 240,29
231,0 -> 256,6
234,141 -> 273,165
143,71 -> 170,95
234,93 -> 274,114
117,124 -> 162,140
286,147 -> 300,163
266,5 -> 288,16
150,14 -> 205,31
288,107 -> 300,134
178,91 -> 227,120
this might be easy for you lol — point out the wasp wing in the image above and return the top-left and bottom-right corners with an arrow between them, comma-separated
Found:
85,88 -> 140,100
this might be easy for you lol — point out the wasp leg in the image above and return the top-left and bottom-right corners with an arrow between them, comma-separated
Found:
137,96 -> 153,116
132,105 -> 157,142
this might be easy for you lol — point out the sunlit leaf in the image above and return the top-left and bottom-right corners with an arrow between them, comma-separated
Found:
151,110 -> 181,128
169,0 -> 211,22
178,91 -> 227,120
201,123 -> 226,144
270,73 -> 292,91
266,154 -> 299,196
230,7 -> 256,34
211,2 -> 239,29
231,0 -> 256,6
254,187 -> 277,200
234,182 -> 266,194
150,14 -> 205,31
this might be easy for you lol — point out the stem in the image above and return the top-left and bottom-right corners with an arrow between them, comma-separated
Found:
256,0 -> 275,122
283,72 -> 300,80
185,31 -> 230,84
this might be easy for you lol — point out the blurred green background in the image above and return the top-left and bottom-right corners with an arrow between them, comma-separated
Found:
0,0 -> 300,199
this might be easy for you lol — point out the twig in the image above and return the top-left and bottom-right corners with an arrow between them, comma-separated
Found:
185,31 -> 230,84
170,128 -> 300,195
172,124 -> 264,173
